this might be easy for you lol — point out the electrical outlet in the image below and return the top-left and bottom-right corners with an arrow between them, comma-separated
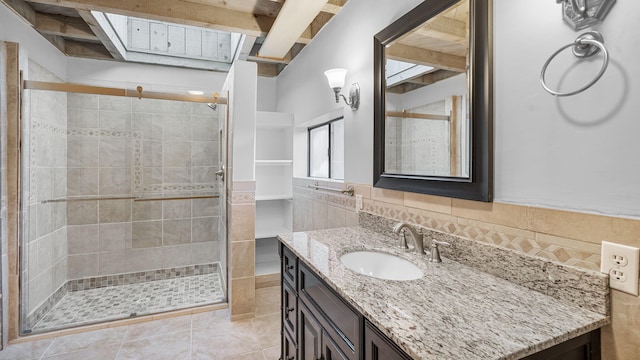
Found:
601,241 -> 640,296
355,194 -> 363,212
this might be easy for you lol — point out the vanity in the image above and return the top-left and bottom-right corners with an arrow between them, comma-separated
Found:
278,225 -> 609,360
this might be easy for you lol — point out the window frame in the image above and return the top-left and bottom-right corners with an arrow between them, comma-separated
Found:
307,117 -> 344,180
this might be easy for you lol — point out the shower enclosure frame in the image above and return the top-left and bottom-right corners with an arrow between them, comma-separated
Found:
15,77 -> 231,336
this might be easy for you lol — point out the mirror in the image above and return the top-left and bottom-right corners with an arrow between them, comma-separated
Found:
373,0 -> 493,202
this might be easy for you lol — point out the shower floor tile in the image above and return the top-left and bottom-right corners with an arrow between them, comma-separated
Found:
31,273 -> 225,332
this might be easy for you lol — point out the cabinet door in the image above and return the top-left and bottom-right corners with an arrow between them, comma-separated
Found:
299,303 -> 322,360
364,321 -> 412,360
322,330 -> 349,360
283,328 -> 298,360
283,282 -> 297,337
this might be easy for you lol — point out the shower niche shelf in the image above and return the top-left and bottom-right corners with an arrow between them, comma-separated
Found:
255,111 -> 293,282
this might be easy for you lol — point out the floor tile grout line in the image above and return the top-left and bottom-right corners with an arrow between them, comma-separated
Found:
37,339 -> 56,360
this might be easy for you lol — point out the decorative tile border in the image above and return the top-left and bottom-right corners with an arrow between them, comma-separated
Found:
26,263 -> 219,329
359,212 -> 610,316
24,283 -> 68,330
361,199 -> 602,271
67,263 -> 219,291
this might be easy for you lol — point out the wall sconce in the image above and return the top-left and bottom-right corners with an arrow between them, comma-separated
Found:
324,68 -> 360,110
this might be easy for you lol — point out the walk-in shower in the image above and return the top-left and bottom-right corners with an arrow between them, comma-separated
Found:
20,60 -> 228,334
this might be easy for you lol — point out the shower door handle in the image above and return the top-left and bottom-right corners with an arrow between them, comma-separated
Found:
215,165 -> 225,181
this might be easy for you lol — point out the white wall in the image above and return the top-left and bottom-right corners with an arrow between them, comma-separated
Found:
257,77 -> 277,111
0,4 -> 67,79
276,0 -> 424,185
277,0 -> 640,219
66,57 -> 227,94
494,0 -> 640,217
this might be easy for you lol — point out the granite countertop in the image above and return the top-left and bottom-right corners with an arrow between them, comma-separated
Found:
278,226 -> 610,360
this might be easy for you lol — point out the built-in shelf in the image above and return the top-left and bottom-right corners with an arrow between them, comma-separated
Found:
255,160 -> 293,166
256,194 -> 293,201
254,111 -> 293,276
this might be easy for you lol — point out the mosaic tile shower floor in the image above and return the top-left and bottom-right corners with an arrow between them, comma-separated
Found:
31,273 -> 225,332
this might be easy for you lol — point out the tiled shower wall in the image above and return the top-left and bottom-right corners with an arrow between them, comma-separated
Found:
24,61 -> 68,315
65,93 -> 221,280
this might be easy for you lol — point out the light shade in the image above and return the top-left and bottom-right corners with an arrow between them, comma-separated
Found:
324,68 -> 347,89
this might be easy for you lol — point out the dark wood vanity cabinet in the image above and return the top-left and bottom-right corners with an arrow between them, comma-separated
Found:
279,242 -> 601,360
279,243 -> 407,360
364,320 -> 412,360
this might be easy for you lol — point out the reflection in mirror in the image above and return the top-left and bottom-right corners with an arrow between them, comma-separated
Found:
384,0 -> 469,178
373,0 -> 492,202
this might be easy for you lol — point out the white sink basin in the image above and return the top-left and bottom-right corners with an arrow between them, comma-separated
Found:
339,251 -> 423,281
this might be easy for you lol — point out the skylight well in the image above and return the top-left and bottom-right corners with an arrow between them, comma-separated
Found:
96,12 -> 244,71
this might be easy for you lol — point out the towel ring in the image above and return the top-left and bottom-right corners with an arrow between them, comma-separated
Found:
540,31 -> 609,97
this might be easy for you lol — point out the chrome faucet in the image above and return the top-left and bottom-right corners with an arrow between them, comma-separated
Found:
392,222 -> 425,254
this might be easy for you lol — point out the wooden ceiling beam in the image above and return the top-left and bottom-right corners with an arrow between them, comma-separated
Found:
36,12 -> 99,41
77,10 -> 123,60
26,0 -> 286,40
386,43 -> 466,72
323,0 -> 347,14
65,40 -> 113,60
257,62 -> 278,77
408,69 -> 462,86
1,0 -> 36,25
417,16 -> 467,45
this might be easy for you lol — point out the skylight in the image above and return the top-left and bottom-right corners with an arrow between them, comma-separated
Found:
95,12 -> 244,71
386,59 -> 434,88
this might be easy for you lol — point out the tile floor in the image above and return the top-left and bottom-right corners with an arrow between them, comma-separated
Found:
1,286 -> 281,360
32,273 -> 225,332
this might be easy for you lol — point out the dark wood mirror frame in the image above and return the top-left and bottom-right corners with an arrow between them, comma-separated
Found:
373,0 -> 493,202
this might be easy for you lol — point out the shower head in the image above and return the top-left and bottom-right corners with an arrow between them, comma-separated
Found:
207,103 -> 217,111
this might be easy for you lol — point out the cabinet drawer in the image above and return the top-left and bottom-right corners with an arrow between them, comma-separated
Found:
281,244 -> 297,289
299,262 -> 361,359
282,282 -> 297,338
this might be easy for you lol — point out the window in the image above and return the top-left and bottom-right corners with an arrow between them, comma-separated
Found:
308,118 -> 344,180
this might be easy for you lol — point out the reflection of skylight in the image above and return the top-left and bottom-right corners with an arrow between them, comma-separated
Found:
95,12 -> 244,71
386,59 -> 434,87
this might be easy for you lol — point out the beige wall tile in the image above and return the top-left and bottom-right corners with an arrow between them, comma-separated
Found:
67,168 -> 98,196
98,250 -> 125,276
404,192 -> 452,214
125,248 -> 163,273
162,245 -> 192,268
231,204 -> 255,242
371,187 -> 404,205
349,183 -> 371,199
163,219 -> 192,245
99,199 -> 132,223
602,290 -> 640,360
528,207 -> 640,246
67,137 -> 99,168
99,223 -> 127,251
98,168 -> 131,195
67,201 -> 98,225
163,199 -> 192,219
535,233 -> 602,256
68,253 -> 99,279
133,200 -> 162,221
452,200 -> 527,229
99,138 -> 131,167
68,225 -> 99,255
312,201 -> 328,230
231,241 -> 255,279
191,241 -> 218,264
231,277 -> 255,317
132,221 -> 162,248
327,206 -> 346,228
192,217 -> 218,243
